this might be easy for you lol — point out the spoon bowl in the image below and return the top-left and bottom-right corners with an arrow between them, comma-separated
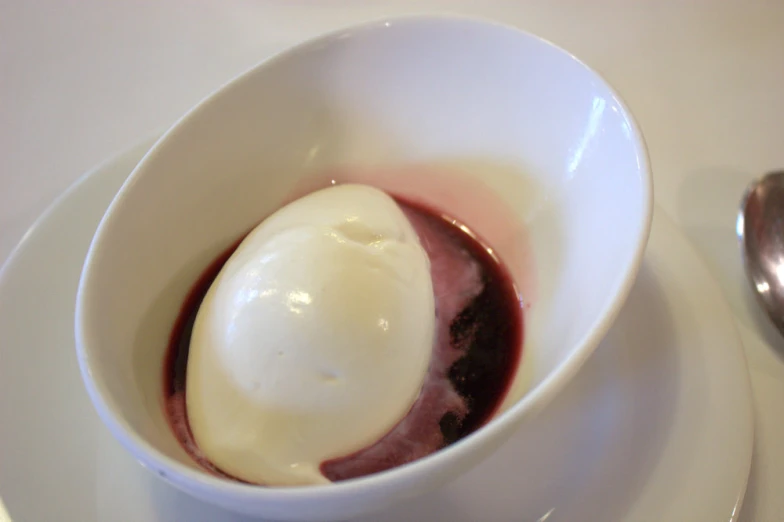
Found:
738,170 -> 784,335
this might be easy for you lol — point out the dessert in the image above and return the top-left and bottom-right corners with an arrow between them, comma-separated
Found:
164,182 -> 523,486
187,184 -> 435,486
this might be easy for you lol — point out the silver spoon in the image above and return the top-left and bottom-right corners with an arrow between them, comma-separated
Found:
738,170 -> 784,335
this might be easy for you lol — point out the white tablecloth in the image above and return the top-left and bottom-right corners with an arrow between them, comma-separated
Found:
2,2 -> 783,520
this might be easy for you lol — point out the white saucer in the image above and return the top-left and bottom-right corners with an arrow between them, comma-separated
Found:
0,137 -> 753,522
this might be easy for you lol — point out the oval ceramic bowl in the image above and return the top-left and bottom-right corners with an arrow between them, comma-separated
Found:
75,14 -> 652,521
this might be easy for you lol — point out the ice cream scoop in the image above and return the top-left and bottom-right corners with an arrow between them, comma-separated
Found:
186,184 -> 435,486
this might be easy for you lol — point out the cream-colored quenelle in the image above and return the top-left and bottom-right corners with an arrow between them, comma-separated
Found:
186,184 -> 435,486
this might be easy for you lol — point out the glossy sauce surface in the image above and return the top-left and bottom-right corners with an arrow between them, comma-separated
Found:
163,196 -> 523,483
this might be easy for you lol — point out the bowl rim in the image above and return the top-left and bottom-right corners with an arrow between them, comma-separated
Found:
75,12 -> 653,503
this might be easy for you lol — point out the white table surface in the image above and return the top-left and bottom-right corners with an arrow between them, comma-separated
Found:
2,1 -> 783,520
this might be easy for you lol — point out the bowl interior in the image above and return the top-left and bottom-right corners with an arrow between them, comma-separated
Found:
78,17 -> 649,483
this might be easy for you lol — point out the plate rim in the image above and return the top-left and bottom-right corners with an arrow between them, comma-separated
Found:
0,131 -> 165,281
0,136 -> 754,521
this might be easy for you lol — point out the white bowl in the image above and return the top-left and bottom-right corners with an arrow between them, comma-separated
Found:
75,14 -> 652,521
